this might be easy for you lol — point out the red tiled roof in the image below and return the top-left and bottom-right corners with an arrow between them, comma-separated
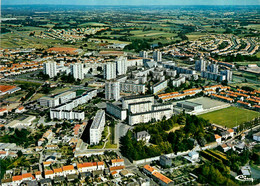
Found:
44,170 -> 54,175
109,165 -> 125,171
143,165 -> 155,173
152,171 -> 173,184
111,159 -> 124,163
12,175 -> 23,181
0,85 -> 17,92
62,165 -> 74,171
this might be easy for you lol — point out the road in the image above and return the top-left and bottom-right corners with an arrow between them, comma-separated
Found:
115,122 -> 131,148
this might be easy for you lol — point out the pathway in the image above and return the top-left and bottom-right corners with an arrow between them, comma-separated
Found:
102,126 -> 111,149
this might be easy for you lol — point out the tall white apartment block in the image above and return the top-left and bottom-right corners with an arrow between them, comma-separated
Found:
207,63 -> 219,74
89,110 -> 105,145
220,69 -> 232,82
153,51 -> 162,62
104,62 -> 116,80
43,61 -> 57,78
195,58 -> 206,72
105,81 -> 120,101
71,63 -> 84,80
116,56 -> 127,75
139,51 -> 148,58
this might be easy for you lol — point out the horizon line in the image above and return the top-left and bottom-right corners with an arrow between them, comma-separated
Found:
2,4 -> 260,6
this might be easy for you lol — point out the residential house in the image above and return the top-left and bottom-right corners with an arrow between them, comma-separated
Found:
220,131 -> 230,139
215,134 -> 222,144
111,159 -> 124,167
160,155 -> 172,167
15,106 -> 26,113
35,171 -> 42,180
111,171 -> 120,178
77,162 -> 97,173
221,144 -> 231,152
11,175 -> 23,186
53,168 -> 63,177
97,161 -> 105,170
109,165 -> 125,172
228,129 -> 234,138
62,165 -> 76,177
152,171 -> 174,186
135,131 -> 151,143
143,165 -> 155,176
44,170 -> 54,179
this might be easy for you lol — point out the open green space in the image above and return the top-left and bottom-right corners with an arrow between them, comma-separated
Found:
256,52 -> 260,58
186,32 -> 207,40
243,24 -> 260,31
199,106 -> 259,128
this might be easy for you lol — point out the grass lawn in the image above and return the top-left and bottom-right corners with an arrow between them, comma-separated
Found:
31,93 -> 45,101
199,106 -> 259,128
256,52 -> 260,58
105,142 -> 117,149
50,87 -> 70,94
88,144 -> 104,149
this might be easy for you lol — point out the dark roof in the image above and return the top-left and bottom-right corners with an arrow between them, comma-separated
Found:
128,101 -> 152,106
39,178 -> 52,184
153,80 -> 167,87
136,131 -> 150,139
80,172 -> 92,177
67,174 -> 78,181
21,180 -> 38,186
123,94 -> 154,101
53,176 -> 65,183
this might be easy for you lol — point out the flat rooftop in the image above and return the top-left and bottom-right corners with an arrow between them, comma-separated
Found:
123,94 -> 154,101
130,108 -> 171,116
186,97 -> 229,110
128,101 -> 152,106
90,110 -> 105,129
177,101 -> 202,107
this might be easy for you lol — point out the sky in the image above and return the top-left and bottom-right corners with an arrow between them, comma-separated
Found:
2,0 -> 260,6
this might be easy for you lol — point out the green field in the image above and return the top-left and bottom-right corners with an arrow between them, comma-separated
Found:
199,107 -> 259,128
186,32 -> 207,40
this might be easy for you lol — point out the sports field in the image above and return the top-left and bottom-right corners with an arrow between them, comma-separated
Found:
199,106 -> 259,128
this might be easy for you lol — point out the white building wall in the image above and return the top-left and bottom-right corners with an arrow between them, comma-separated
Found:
71,63 -> 84,80
43,61 -> 57,78
116,56 -> 127,75
153,51 -> 162,62
104,62 -> 116,80
105,81 -> 120,101
122,96 -> 154,109
152,80 -> 167,94
89,110 -> 105,145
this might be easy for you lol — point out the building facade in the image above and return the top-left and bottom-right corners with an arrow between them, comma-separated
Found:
153,51 -> 162,62
120,82 -> 145,94
43,61 -> 57,78
116,56 -> 127,75
89,110 -> 106,145
105,81 -> 120,101
195,58 -> 206,72
71,63 -> 84,80
104,62 -> 116,80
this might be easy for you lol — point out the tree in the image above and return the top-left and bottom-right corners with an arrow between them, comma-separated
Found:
97,66 -> 102,72
17,150 -> 23,157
